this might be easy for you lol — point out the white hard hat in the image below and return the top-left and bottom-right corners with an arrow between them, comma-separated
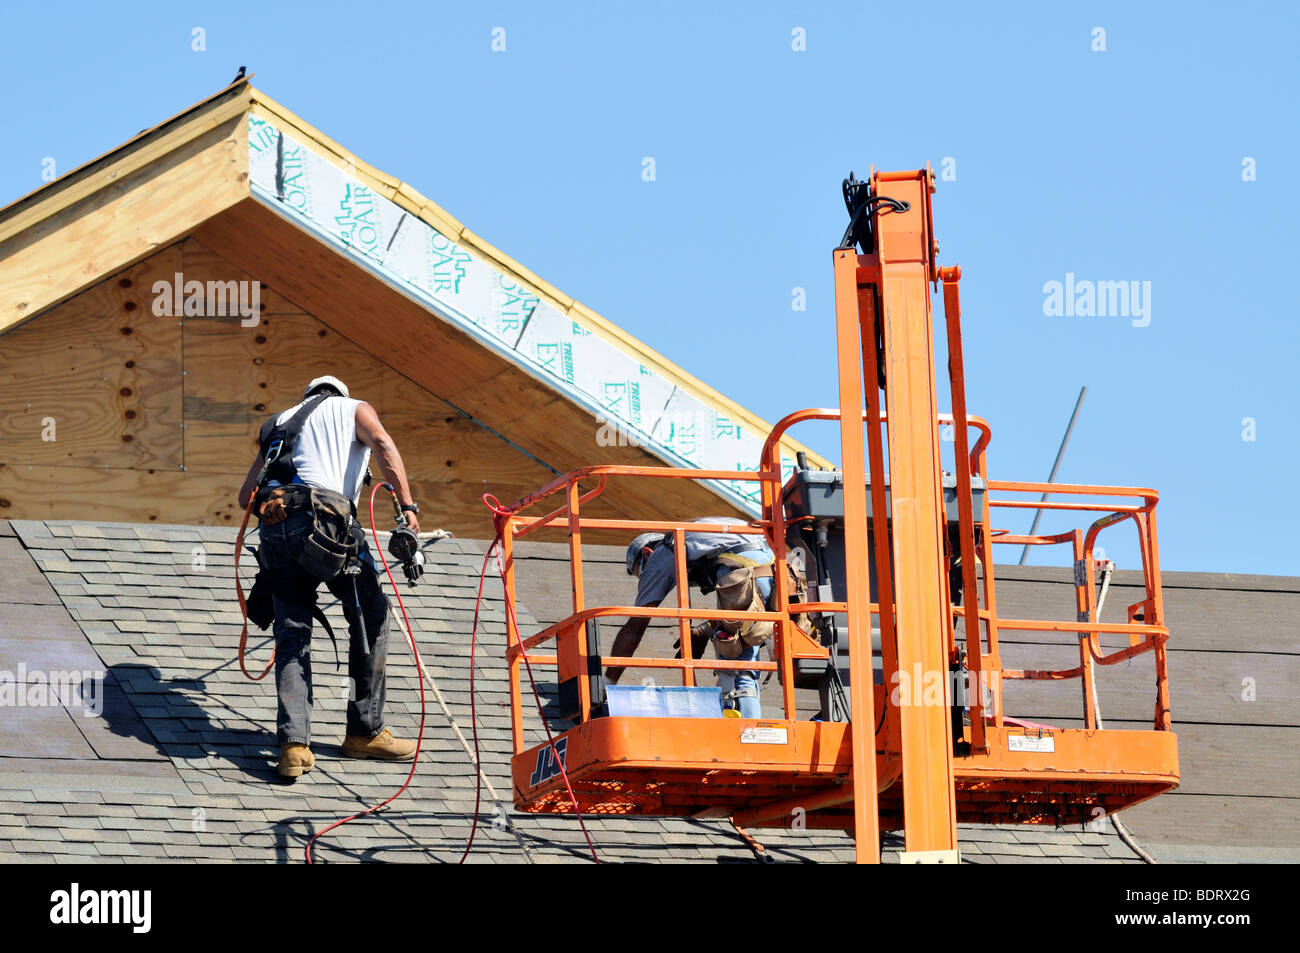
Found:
303,375 -> 350,399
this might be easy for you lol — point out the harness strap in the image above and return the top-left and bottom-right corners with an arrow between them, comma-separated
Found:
259,393 -> 329,487
311,603 -> 341,671
711,551 -> 775,574
236,394 -> 329,681
235,494 -> 274,681
236,518 -> 344,678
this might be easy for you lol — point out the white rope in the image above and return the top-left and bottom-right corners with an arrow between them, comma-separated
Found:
385,571 -> 536,863
1090,560 -> 1157,864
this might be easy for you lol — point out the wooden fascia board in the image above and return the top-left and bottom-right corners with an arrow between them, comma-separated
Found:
0,81 -> 255,244
0,107 -> 253,335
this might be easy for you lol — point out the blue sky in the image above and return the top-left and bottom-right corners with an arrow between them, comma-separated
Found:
2,1 -> 1296,574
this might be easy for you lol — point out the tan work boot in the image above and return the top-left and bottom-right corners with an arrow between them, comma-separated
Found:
341,728 -> 417,761
278,744 -> 315,779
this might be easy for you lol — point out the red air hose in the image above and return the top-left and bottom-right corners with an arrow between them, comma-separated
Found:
254,483 -> 593,863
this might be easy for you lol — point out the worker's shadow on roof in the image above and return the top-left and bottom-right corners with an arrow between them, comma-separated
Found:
104,661 -> 282,783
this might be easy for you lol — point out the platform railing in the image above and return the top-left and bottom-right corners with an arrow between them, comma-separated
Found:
494,412 -> 1172,761
984,485 -> 1171,731
496,468 -> 794,754
758,409 -> 1173,742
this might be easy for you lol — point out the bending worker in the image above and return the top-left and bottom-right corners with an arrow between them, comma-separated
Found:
237,375 -> 423,779
604,519 -> 776,718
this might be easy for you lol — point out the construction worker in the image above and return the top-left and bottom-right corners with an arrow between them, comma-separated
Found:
236,375 -> 423,779
604,520 -> 776,718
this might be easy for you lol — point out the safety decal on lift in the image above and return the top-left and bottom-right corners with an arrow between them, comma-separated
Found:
1007,732 -> 1055,753
740,724 -> 789,745
528,737 -> 569,787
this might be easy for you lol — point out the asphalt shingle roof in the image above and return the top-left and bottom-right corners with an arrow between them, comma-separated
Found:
0,519 -> 1137,864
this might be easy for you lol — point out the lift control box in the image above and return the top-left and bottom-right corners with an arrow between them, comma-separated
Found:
782,468 -> 986,524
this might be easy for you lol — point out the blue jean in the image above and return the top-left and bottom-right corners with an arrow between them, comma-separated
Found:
714,551 -> 773,719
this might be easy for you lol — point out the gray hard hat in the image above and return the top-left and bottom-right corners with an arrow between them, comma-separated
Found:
626,532 -> 664,575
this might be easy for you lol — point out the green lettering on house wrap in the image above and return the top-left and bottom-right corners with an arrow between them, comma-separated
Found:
335,184 -> 379,254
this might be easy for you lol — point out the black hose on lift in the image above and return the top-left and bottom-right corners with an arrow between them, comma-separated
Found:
839,172 -> 910,252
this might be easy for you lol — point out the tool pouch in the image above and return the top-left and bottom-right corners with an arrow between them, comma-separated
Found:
246,571 -> 275,630
786,563 -> 812,634
712,630 -> 746,660
714,566 -> 774,651
257,485 -> 359,583
297,487 -> 360,582
255,485 -> 310,525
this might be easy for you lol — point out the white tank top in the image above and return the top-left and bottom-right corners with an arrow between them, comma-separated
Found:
273,396 -> 372,502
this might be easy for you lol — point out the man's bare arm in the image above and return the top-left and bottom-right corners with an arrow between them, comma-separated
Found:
603,600 -> 662,684
355,402 -> 420,533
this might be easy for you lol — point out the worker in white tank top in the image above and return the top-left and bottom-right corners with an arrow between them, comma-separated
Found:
236,375 -> 424,778
266,393 -> 371,502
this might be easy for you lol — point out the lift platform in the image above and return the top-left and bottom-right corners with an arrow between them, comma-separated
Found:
489,169 -> 1178,863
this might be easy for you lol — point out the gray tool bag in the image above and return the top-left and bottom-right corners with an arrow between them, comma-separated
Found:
257,483 -> 361,582
297,487 -> 362,581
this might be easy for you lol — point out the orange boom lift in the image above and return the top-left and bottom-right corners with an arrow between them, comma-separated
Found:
487,169 -> 1178,863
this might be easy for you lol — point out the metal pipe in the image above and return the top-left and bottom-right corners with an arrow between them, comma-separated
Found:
1018,386 -> 1087,565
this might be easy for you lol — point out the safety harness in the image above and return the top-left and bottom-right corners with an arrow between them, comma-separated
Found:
235,394 -> 358,680
259,394 -> 329,488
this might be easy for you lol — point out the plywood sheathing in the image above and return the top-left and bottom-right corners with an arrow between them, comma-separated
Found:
0,248 -> 184,476
177,239 -> 565,529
